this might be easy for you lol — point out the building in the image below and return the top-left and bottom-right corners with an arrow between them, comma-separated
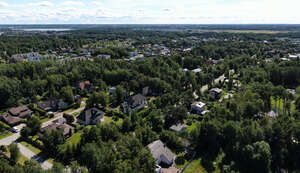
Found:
8,106 -> 33,118
210,88 -> 223,99
78,81 -> 95,93
41,122 -> 74,138
191,68 -> 202,73
169,123 -> 187,133
97,54 -> 111,60
1,105 -> 33,126
191,102 -> 206,114
27,52 -> 46,62
125,94 -> 147,112
147,140 -> 176,166
109,87 -> 116,94
38,100 -> 58,112
77,108 -> 105,125
1,113 -> 22,126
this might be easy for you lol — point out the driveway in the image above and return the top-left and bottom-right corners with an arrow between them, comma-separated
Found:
17,143 -> 52,170
200,74 -> 225,93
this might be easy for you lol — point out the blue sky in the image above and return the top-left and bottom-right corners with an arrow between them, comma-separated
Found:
0,0 -> 299,24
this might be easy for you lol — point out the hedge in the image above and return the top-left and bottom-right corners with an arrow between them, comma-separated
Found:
28,104 -> 47,116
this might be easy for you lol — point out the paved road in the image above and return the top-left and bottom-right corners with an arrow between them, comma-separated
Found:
17,143 -> 52,170
200,74 -> 225,93
41,112 -> 63,128
0,124 -> 25,146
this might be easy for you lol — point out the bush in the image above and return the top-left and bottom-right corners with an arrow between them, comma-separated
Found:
63,113 -> 75,124
28,104 -> 47,116
175,155 -> 186,165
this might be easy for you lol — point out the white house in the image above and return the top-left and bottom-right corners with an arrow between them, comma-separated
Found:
191,102 -> 206,114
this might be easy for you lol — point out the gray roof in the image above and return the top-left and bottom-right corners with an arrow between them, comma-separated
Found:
169,123 -> 187,132
147,140 -> 175,164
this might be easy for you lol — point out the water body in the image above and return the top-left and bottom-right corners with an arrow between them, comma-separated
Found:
15,28 -> 72,32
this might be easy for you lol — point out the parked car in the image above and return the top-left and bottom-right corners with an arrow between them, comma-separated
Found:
11,127 -> 19,133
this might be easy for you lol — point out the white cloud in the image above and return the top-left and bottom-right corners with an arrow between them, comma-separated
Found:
28,1 -> 53,7
2,0 -> 300,24
0,1 -> 8,7
91,1 -> 103,6
61,1 -> 84,6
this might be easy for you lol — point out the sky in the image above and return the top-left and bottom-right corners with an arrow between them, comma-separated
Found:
0,0 -> 300,24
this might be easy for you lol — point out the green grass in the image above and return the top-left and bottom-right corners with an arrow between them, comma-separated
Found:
40,116 -> 52,123
18,153 -> 29,165
0,131 -> 12,140
20,141 -> 41,154
66,131 -> 82,145
103,116 -> 123,126
184,158 -> 207,173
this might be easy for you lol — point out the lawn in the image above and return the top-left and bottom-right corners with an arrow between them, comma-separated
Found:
103,116 -> 123,126
66,131 -> 82,145
40,116 -> 53,123
0,131 -> 12,140
184,158 -> 207,173
18,153 -> 29,165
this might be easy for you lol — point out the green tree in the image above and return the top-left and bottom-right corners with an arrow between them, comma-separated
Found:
9,143 -> 19,165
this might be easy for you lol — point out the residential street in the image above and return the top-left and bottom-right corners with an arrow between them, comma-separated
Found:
41,112 -> 63,128
0,124 -> 25,145
0,122 -> 54,170
17,143 -> 52,170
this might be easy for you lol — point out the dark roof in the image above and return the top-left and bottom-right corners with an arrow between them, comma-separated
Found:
9,106 -> 32,118
78,108 -> 104,124
42,123 -> 74,136
38,100 -> 57,111
128,94 -> 146,107
1,113 -> 22,125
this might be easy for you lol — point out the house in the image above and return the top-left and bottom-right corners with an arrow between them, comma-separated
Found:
1,113 -> 22,126
77,108 -> 105,125
1,105 -> 33,126
126,94 -> 147,112
191,102 -> 206,114
8,106 -> 32,118
210,88 -> 222,99
109,87 -> 116,94
78,81 -> 94,93
169,123 -> 187,133
58,101 -> 68,108
147,140 -> 176,166
97,54 -> 111,60
38,100 -> 58,112
191,68 -> 202,73
26,52 -> 46,62
41,122 -> 74,138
